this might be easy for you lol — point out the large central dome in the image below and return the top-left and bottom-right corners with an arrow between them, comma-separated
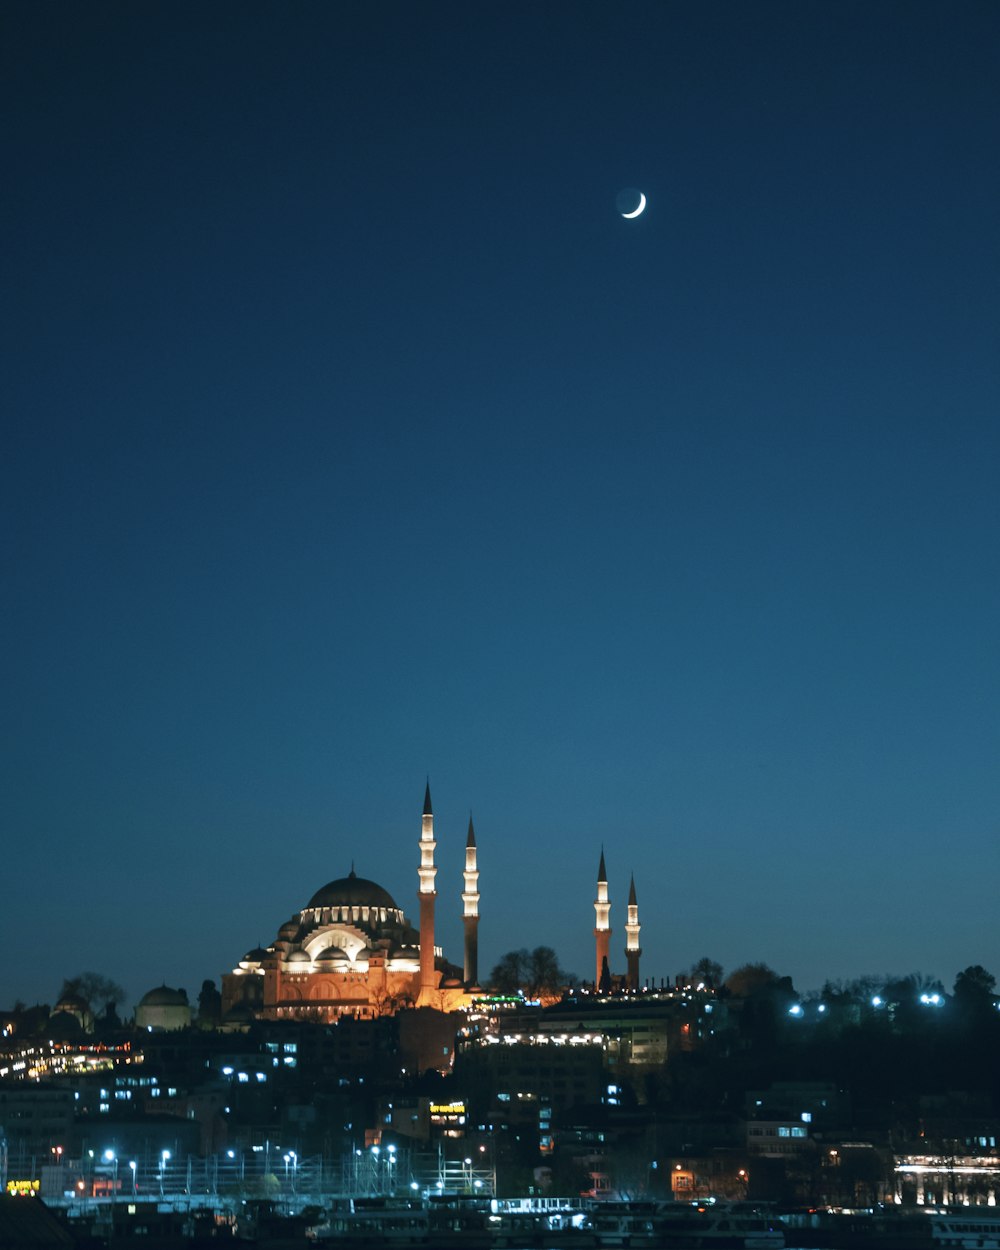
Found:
306,869 -> 398,911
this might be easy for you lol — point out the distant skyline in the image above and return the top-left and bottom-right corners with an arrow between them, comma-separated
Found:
3,2 -> 999,1012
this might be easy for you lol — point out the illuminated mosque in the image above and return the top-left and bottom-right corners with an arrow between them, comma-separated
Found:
221,786 -> 645,1024
221,785 -> 482,1022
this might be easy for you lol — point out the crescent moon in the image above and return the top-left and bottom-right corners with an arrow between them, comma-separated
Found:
621,192 -> 646,219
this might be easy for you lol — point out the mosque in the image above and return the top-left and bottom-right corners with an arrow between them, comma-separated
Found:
221,785 -> 644,1023
221,785 -> 482,1022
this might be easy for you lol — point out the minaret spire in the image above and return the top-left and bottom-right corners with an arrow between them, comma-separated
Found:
462,813 -> 480,988
625,872 -> 642,991
417,780 -> 438,1003
594,846 -> 611,990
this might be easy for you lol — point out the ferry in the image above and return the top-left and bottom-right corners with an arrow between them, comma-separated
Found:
490,1196 -> 595,1248
928,1210 -> 1000,1250
656,1203 -> 785,1250
307,1198 -> 429,1246
777,1206 -> 1000,1250
426,1195 -> 494,1247
590,1200 -> 661,1247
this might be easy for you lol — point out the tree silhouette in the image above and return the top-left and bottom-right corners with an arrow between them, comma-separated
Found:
60,972 -> 125,1012
689,957 -> 724,988
725,963 -> 780,998
953,965 -> 997,1030
488,946 -> 573,999
489,949 -> 528,994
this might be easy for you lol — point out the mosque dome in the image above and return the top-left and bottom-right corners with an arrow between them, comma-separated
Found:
242,947 -> 270,963
307,870 -> 398,911
315,947 -> 350,963
286,950 -> 310,964
139,985 -> 189,1007
136,985 -> 191,1032
54,992 -> 89,1014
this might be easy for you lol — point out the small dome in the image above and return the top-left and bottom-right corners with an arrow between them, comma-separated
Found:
278,920 -> 300,939
139,985 -> 188,1008
286,950 -> 310,964
242,947 -> 269,963
54,993 -> 89,1012
315,947 -> 350,963
307,870 -> 397,911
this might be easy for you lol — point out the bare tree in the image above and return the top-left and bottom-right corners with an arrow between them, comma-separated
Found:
60,972 -> 126,1012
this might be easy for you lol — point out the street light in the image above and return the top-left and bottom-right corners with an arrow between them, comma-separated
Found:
159,1150 -> 171,1197
103,1151 -> 118,1212
129,1160 -> 137,1196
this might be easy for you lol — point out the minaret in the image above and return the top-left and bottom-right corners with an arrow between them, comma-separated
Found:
594,848 -> 611,990
625,873 -> 642,991
417,780 -> 438,1003
462,814 -> 480,988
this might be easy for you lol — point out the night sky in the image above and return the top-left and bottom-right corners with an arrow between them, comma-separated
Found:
4,3 -> 999,1013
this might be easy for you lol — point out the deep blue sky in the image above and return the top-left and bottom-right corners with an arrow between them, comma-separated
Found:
3,2 -> 999,1012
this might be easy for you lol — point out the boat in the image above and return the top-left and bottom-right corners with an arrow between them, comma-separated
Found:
590,1200 -> 662,1247
777,1206 -> 1000,1250
928,1210 -> 1000,1250
426,1195 -> 494,1248
308,1198 -> 429,1246
490,1197 -> 595,1248
655,1203 -> 785,1250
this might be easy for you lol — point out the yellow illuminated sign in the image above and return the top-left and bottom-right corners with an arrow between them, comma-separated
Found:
6,1179 -> 40,1195
430,1102 -> 466,1115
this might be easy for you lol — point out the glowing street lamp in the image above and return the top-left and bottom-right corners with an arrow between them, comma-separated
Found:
129,1160 -> 137,1195
103,1151 -> 118,1206
159,1150 -> 171,1197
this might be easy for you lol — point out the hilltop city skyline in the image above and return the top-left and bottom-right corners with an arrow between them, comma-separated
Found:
4,777 -> 996,1015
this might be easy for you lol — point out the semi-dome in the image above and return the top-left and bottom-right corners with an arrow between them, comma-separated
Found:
307,869 -> 398,911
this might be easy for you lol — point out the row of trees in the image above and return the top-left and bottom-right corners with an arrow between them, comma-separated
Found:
485,948 -> 998,1023
9,959 -> 995,1033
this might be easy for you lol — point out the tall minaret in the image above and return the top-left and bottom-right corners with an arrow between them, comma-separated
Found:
625,873 -> 642,991
417,780 -> 438,1003
594,848 -> 611,989
462,814 -> 480,988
